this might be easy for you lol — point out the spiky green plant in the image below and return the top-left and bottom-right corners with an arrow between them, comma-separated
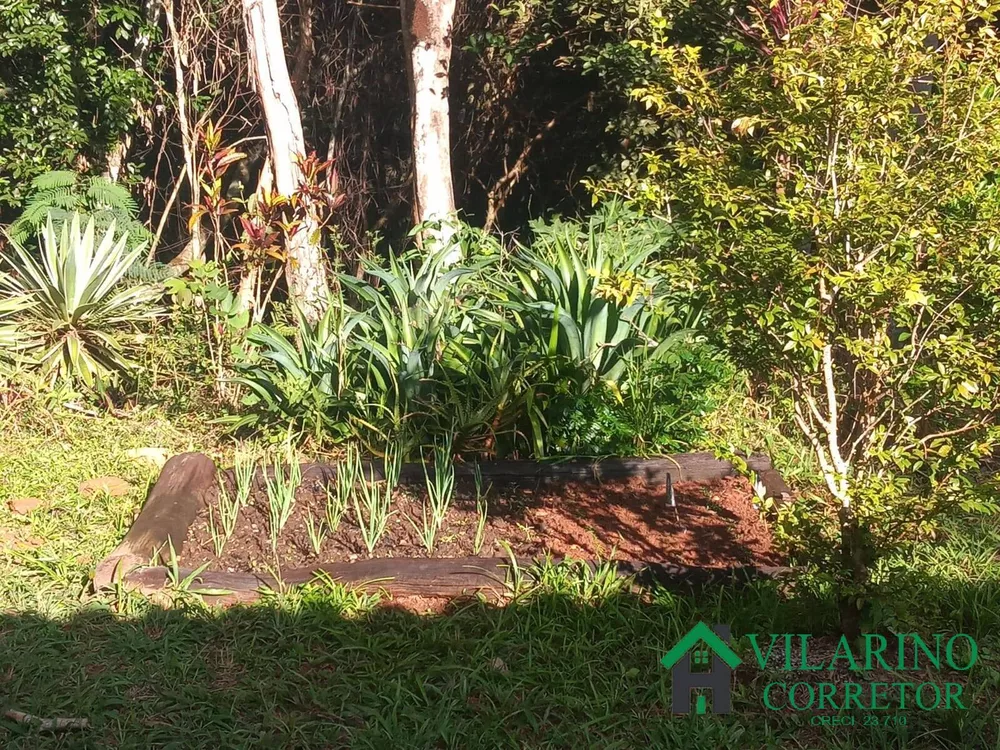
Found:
513,211 -> 697,387
304,511 -> 327,556
0,214 -> 162,390
473,462 -> 491,555
208,476 -> 243,556
352,463 -> 395,556
327,443 -> 360,533
0,287 -> 31,360
232,449 -> 256,508
410,434 -> 455,554
229,294 -> 370,444
264,456 -> 301,551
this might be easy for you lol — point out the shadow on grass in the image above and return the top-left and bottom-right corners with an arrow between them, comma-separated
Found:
0,573 -> 996,749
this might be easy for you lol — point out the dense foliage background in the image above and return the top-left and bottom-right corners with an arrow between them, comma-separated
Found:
1,0 -> 999,644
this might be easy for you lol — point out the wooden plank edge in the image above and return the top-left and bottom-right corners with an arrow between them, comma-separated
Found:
229,452 -> 790,500
121,557 -> 796,606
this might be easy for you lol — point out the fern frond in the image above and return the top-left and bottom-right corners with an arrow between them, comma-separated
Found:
85,177 -> 138,216
30,170 -> 79,191
124,260 -> 180,283
18,201 -> 57,226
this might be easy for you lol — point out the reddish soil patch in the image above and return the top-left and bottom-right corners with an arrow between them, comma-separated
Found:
181,475 -> 779,574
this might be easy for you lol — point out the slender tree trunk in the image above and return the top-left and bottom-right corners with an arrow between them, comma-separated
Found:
163,0 -> 204,264
401,0 -> 458,255
243,0 -> 328,323
105,0 -> 160,182
839,506 -> 866,641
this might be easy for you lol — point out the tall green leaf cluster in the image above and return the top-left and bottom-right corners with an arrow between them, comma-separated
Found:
231,209 -> 712,456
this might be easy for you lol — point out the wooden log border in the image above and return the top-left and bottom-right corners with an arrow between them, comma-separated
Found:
95,451 -> 794,601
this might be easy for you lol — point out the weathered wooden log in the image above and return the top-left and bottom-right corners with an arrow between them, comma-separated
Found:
93,452 -> 216,589
122,556 -> 794,604
240,452 -> 789,499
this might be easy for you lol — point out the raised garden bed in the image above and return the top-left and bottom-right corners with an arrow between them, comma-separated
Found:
94,452 -> 793,604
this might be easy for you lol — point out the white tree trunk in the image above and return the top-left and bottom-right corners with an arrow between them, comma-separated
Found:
401,0 -> 459,257
163,0 -> 203,264
243,0 -> 328,323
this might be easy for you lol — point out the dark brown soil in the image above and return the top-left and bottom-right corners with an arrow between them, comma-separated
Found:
182,474 -> 779,574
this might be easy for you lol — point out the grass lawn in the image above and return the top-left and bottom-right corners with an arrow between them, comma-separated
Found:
2,401 -> 999,748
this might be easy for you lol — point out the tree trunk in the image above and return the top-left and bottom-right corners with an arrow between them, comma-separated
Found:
838,506 -> 867,642
163,0 -> 204,264
401,0 -> 458,255
105,0 -> 160,183
243,0 -> 328,323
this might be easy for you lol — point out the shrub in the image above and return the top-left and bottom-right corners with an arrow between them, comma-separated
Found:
230,208 -> 714,458
0,214 -> 162,391
546,343 -> 733,456
618,0 -> 1000,634
232,243 -> 537,454
230,296 -> 363,445
0,0 -> 151,209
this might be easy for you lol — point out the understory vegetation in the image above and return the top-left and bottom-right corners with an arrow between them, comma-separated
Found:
2,0 -> 1000,745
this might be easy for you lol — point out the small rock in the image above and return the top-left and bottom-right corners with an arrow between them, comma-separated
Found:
79,477 -> 134,498
8,497 -> 43,515
126,448 -> 169,469
490,657 -> 509,673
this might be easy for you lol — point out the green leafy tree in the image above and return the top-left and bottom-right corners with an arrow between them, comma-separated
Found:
614,1 -> 1000,634
0,0 -> 151,208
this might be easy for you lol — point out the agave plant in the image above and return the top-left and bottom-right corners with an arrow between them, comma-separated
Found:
230,296 -> 370,443
0,286 -> 31,360
339,245 -> 486,403
339,245 -> 532,450
512,209 -> 699,388
0,214 -> 162,390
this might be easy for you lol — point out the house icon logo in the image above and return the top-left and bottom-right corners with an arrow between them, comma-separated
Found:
661,622 -> 742,715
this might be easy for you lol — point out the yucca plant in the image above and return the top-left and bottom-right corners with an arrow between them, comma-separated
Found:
0,214 -> 162,390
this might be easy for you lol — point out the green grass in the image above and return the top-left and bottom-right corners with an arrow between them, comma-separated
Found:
1,396 -> 999,748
